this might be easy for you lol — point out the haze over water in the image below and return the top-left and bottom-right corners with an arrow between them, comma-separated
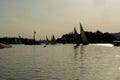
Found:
0,0 -> 120,39
0,44 -> 120,80
1,0 -> 120,80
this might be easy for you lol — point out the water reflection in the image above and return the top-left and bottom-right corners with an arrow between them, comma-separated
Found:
73,45 -> 86,80
0,44 -> 119,80
74,45 -> 85,61
73,46 -> 78,61
80,45 -> 84,59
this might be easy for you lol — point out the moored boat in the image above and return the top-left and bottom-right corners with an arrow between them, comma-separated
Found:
0,43 -> 12,49
113,40 -> 120,46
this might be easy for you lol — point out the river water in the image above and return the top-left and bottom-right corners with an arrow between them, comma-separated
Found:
0,44 -> 120,80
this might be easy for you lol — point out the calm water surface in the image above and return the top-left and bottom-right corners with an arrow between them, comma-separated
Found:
0,44 -> 120,80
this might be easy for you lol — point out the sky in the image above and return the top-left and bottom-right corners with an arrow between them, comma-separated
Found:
0,0 -> 120,40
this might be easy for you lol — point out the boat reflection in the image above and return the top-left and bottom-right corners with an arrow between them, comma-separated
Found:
73,45 -> 86,80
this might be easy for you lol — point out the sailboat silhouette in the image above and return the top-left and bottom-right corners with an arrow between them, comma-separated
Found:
51,35 -> 56,44
74,27 -> 80,47
80,23 -> 89,45
74,23 -> 89,47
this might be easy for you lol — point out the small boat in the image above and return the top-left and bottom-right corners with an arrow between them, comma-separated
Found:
0,43 -> 12,49
51,35 -> 56,45
113,40 -> 120,46
43,45 -> 47,47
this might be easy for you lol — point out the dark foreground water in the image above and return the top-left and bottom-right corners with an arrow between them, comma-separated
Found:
0,44 -> 120,80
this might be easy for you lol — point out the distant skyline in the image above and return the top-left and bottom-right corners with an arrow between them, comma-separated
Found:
0,0 -> 120,40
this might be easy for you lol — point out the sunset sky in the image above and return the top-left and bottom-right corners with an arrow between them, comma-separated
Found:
0,0 -> 120,39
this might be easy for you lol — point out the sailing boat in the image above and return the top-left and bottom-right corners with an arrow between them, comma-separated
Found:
74,27 -> 80,47
51,35 -> 56,44
46,36 -> 49,44
74,27 -> 79,43
80,23 -> 89,45
45,36 -> 49,45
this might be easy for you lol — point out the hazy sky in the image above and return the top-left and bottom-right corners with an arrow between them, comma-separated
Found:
0,0 -> 120,39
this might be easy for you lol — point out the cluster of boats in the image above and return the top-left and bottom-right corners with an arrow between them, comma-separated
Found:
73,23 -> 120,47
0,23 -> 120,49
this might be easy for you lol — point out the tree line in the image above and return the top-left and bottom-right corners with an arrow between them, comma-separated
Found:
0,30 -> 117,44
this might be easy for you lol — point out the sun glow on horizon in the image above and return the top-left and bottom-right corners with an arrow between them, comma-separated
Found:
0,0 -> 120,39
